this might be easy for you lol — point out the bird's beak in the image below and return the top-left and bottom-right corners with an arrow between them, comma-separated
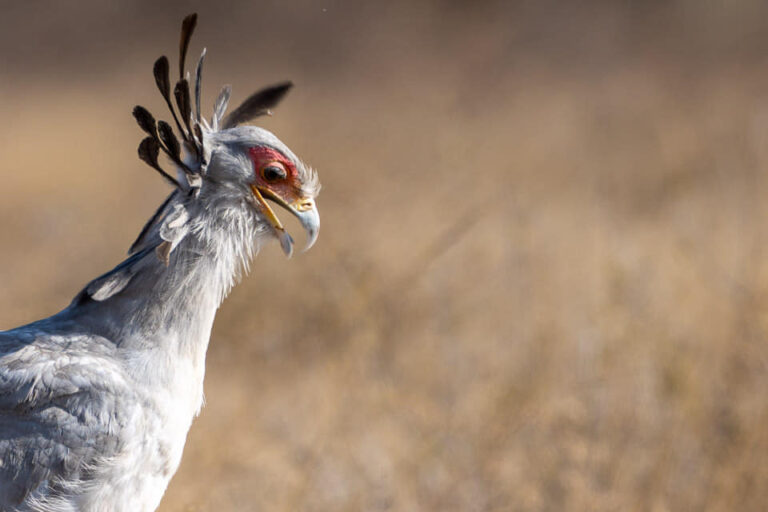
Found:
250,185 -> 320,257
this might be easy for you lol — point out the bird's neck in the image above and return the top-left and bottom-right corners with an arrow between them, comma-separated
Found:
74,198 -> 262,365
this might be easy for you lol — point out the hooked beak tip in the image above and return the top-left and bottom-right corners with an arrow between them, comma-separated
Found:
303,225 -> 319,252
297,200 -> 320,252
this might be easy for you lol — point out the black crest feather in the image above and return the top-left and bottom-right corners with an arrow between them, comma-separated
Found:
153,57 -> 171,101
138,136 -> 160,168
222,81 -> 293,129
157,121 -> 181,161
132,106 -> 157,135
138,137 -> 180,187
174,79 -> 193,139
154,55 -> 186,139
179,14 -> 197,80
194,49 -> 206,124
194,124 -> 204,149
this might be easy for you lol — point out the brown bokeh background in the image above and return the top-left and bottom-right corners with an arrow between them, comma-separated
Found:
2,1 -> 768,510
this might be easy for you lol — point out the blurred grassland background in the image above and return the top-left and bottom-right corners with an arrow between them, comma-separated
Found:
1,0 -> 768,510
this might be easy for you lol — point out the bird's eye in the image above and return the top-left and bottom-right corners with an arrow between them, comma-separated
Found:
262,163 -> 287,182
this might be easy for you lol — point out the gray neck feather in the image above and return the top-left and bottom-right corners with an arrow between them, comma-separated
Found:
67,192 -> 265,361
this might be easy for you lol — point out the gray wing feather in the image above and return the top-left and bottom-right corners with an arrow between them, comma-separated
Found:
0,328 -> 131,507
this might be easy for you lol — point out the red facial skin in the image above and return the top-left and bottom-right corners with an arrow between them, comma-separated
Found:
248,146 -> 303,204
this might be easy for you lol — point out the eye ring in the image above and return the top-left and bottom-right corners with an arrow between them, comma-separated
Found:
262,162 -> 287,182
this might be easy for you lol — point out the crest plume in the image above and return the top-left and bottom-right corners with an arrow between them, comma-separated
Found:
179,14 -> 197,80
222,81 -> 293,129
132,13 -> 294,189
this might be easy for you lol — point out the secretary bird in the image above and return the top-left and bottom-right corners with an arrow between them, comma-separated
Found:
0,14 -> 320,511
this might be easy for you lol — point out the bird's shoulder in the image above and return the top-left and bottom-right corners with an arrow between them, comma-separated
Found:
0,324 -> 134,413
0,325 -> 136,505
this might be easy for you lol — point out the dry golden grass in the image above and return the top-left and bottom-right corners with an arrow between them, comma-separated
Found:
1,1 -> 768,510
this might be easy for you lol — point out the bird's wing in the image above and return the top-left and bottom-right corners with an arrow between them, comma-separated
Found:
0,327 -> 133,506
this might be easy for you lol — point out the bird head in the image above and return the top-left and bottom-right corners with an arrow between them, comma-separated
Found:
203,126 -> 320,257
131,14 -> 320,260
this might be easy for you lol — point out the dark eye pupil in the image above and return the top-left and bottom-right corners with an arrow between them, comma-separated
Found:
264,166 -> 285,181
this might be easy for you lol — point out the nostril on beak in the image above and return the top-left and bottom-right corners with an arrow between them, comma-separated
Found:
295,199 -> 315,212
